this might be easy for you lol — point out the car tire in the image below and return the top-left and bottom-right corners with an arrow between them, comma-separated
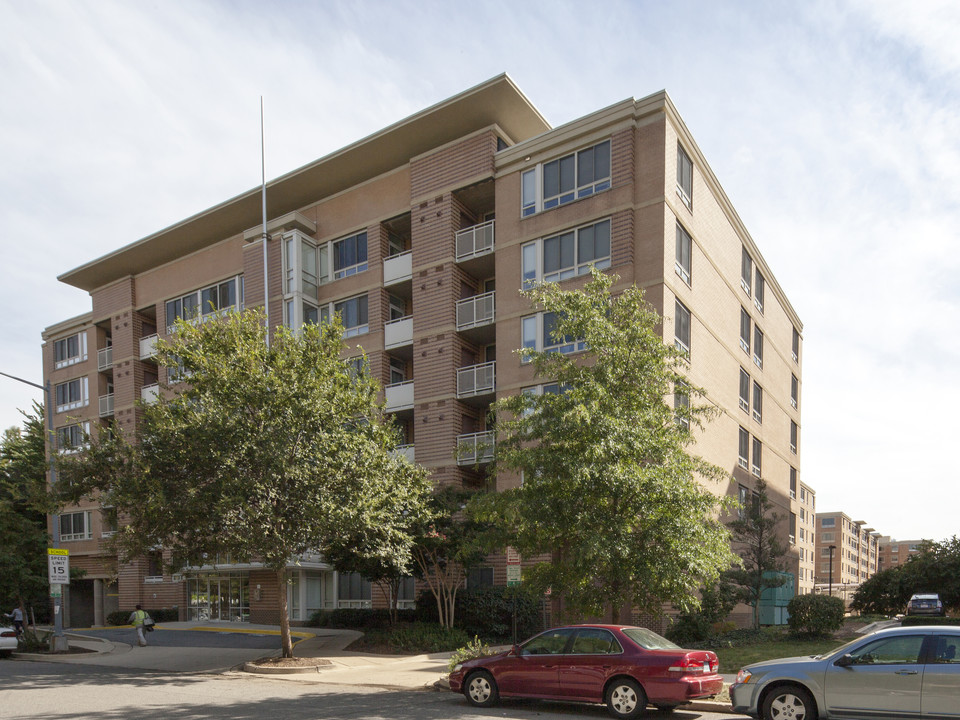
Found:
606,677 -> 646,719
463,670 -> 499,708
762,684 -> 817,720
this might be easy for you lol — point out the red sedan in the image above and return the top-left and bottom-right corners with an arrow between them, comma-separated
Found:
448,624 -> 722,719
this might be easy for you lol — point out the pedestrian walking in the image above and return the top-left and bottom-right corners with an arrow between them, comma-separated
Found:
128,604 -> 149,647
4,607 -> 24,637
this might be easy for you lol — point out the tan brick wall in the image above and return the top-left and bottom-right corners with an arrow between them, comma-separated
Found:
410,132 -> 498,202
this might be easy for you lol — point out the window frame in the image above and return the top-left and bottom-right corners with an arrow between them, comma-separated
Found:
332,230 -> 369,280
166,276 -> 243,331
521,312 -> 586,359
740,308 -> 751,354
677,144 -> 693,210
755,271 -> 766,314
331,294 -> 369,338
522,218 -> 612,287
738,426 -> 749,470
55,377 -> 89,413
674,300 -> 691,356
752,436 -> 762,477
54,332 -> 88,369
791,374 -> 799,409
752,381 -> 763,423
56,422 -> 90,454
675,222 -> 692,285
739,367 -> 750,413
753,326 -> 764,369
59,510 -> 92,542
741,247 -> 753,296
521,139 -> 612,217
790,420 -> 798,454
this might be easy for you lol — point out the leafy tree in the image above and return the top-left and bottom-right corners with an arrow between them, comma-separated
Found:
850,566 -> 908,615
475,270 -> 735,622
666,579 -> 740,644
852,536 -> 960,614
723,477 -> 789,629
55,310 -> 432,656
0,404 -> 50,621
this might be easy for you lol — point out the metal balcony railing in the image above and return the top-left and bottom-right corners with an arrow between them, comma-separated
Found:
457,430 -> 495,465
383,250 -> 412,285
384,380 -> 414,412
384,316 -> 413,349
457,361 -> 495,398
456,292 -> 495,331
98,393 -> 114,417
97,347 -> 113,371
455,220 -> 494,261
141,384 -> 160,404
139,334 -> 159,360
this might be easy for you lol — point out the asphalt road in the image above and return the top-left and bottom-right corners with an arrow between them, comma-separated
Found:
0,658 -> 748,720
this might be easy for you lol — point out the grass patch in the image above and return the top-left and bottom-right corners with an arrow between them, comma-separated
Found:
714,636 -> 843,673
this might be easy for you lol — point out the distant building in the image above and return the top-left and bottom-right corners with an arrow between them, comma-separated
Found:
814,511 -> 880,602
876,536 -> 929,572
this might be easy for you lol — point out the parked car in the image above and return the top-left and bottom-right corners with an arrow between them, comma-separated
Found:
448,624 -> 722,719
907,593 -> 945,616
0,626 -> 17,657
730,625 -> 960,719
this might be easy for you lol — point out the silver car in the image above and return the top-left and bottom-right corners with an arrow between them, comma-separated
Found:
730,625 -> 960,719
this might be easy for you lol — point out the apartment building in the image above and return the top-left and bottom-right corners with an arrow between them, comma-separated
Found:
815,512 -> 880,598
877,537 -> 928,572
43,75 -> 804,627
793,479 -> 817,594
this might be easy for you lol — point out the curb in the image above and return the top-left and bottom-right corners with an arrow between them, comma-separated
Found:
243,659 -> 333,675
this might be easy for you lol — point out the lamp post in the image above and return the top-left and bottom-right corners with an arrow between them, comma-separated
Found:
828,544 -> 836,597
0,370 -> 69,651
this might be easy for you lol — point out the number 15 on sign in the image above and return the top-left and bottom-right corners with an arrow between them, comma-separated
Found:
48,548 -> 70,585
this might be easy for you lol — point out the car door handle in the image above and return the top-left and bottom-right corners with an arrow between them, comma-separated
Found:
894,670 -> 918,675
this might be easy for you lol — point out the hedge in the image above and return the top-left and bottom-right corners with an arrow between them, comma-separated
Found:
307,608 -> 418,629
902,616 -> 960,626
787,594 -> 844,637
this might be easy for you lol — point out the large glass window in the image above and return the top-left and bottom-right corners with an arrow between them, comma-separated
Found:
59,510 -> 92,542
57,423 -> 88,452
521,312 -> 586,358
791,374 -> 799,409
755,271 -> 765,313
741,247 -> 753,295
54,332 -> 87,368
334,294 -> 369,338
738,426 -> 749,470
522,140 -> 611,216
792,326 -> 801,363
338,572 -> 371,604
675,223 -> 692,284
166,277 -> 240,328
791,420 -> 798,454
333,231 -> 368,279
677,144 -> 693,209
522,219 -> 611,287
752,437 -> 762,477
739,368 -> 750,413
740,308 -> 751,354
55,377 -> 88,413
674,300 -> 691,355
752,381 -> 763,423
753,326 -> 764,369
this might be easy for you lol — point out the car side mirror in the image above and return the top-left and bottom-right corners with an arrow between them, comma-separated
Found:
835,654 -> 855,668
512,644 -> 521,656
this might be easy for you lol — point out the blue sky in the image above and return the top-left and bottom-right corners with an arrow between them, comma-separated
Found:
1,0 -> 958,541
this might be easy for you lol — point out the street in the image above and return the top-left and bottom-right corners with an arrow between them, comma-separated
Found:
0,658 -> 748,720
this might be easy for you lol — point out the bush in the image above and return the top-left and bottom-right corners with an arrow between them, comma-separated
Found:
106,608 -> 180,626
901,616 -> 960,627
787,594 -> 844,638
448,635 -> 498,672
415,586 -> 542,642
358,622 -> 470,654
307,608 -> 418,629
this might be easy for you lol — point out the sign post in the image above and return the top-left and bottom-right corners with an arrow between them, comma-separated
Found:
506,547 -> 522,645
48,548 -> 70,652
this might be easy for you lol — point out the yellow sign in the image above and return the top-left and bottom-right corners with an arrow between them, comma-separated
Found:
48,548 -> 69,556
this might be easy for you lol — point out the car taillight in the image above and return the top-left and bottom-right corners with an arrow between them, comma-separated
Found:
1,631 -> 16,638
668,654 -> 715,675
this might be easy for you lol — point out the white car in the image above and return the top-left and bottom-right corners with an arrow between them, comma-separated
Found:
0,625 -> 18,657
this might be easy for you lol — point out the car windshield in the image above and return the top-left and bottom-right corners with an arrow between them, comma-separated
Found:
621,627 -> 680,650
812,634 -> 876,660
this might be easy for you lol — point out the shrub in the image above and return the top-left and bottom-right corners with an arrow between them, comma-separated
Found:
415,586 -> 542,642
448,635 -> 498,672
787,594 -> 844,638
902,616 -> 960,627
359,622 -> 470,654
307,608 -> 417,629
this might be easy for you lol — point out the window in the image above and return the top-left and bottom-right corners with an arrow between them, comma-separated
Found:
752,382 -> 763,423
570,628 -> 622,655
738,484 -> 749,518
821,517 -> 836,528
791,374 -> 799,409
741,247 -> 753,295
147,551 -> 164,580
753,326 -> 764,369
166,276 -> 241,329
57,423 -> 89,453
790,467 -> 797,499
54,332 -> 87,369
790,420 -> 798,454
522,312 -> 586,357
522,629 -> 573,655
389,357 -> 406,385
59,510 -> 92,542
522,219 -> 611,287
467,567 -> 494,588
55,377 -> 89,413
388,294 -> 407,321
333,231 -> 368,279
755,271 -> 765,313
338,572 -> 371,602
847,636 -> 924,666
674,300 -> 691,355
792,326 -> 800,363
752,437 -> 762,477
522,139 -> 611,216
740,308 -> 751,354
738,427 -> 749,470
333,295 -> 369,338
100,507 -> 118,537
739,368 -> 750,413
677,144 -> 693,209
675,223 -> 692,284
674,382 -> 689,430
789,513 -> 797,544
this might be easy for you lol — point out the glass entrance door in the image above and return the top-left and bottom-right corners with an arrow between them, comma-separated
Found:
187,572 -> 249,621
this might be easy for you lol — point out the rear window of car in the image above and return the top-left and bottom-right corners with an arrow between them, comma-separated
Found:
621,627 -> 680,650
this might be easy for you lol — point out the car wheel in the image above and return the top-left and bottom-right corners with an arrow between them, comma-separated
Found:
762,684 -> 817,720
606,678 -> 646,719
464,670 -> 499,708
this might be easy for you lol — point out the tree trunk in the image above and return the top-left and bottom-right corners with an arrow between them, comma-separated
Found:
276,569 -> 294,658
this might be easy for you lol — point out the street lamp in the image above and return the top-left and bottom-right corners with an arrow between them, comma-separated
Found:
0,370 -> 69,652
828,544 -> 836,597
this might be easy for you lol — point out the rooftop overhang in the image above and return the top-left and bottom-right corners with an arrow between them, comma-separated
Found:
60,74 -> 550,293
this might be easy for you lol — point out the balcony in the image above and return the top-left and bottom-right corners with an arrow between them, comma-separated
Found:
457,430 -> 495,466
139,334 -> 159,360
456,292 -> 495,344
394,444 -> 415,464
384,380 -> 414,412
98,393 -> 114,418
98,347 -> 113,371
141,384 -> 160,404
457,361 -> 495,400
455,220 -> 495,277
383,250 -> 412,286
384,316 -> 413,349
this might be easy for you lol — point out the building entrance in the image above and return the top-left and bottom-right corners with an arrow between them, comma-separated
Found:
186,571 -> 249,622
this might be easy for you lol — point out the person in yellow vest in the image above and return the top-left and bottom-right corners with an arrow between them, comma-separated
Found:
128,604 -> 148,647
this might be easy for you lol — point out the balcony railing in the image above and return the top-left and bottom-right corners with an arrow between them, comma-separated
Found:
139,334 -> 159,360
383,250 -> 412,286
456,292 -> 495,331
457,361 -> 495,398
384,380 -> 414,412
97,347 -> 113,371
457,430 -> 495,465
384,316 -> 413,349
141,383 -> 160,404
394,444 -> 415,464
455,220 -> 494,261
98,393 -> 114,417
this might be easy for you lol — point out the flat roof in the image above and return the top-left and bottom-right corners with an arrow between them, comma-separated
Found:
59,74 -> 550,292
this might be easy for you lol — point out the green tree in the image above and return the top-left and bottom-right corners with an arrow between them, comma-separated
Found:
0,404 -> 50,621
851,566 -> 907,615
56,311 -> 432,657
475,270 -> 735,622
723,477 -> 789,629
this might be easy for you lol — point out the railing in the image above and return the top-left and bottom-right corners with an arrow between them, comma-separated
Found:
98,393 -> 114,417
457,361 -> 495,398
139,334 -> 159,360
455,220 -> 494,261
98,347 -> 113,371
141,383 -> 160,404
337,599 -> 372,609
456,292 -> 495,330
384,380 -> 414,412
383,250 -> 412,285
144,576 -> 164,584
457,430 -> 495,465
384,316 -> 413,349
394,444 -> 415,463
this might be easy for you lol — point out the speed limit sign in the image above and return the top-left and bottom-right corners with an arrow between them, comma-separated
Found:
48,548 -> 70,585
